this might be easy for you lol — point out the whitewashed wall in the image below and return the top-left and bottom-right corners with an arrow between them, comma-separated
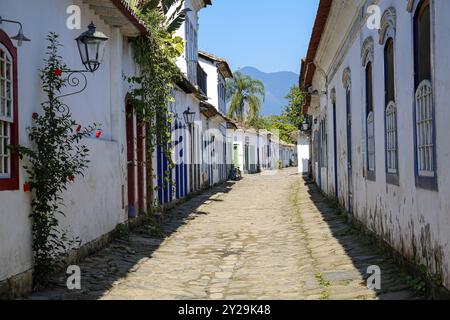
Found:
311,0 -> 450,289
232,130 -> 245,173
199,57 -> 219,107
0,0 -> 137,282
297,133 -> 310,174
198,56 -> 230,185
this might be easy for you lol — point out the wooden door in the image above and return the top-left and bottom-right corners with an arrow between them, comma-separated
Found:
126,101 -> 136,217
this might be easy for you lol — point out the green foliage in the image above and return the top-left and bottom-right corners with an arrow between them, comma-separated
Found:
126,1 -> 185,211
226,71 -> 265,124
127,0 -> 191,33
245,115 -> 267,130
315,272 -> 332,300
10,33 -> 95,287
140,214 -> 166,238
402,273 -> 427,295
429,272 -> 443,287
245,86 -> 305,145
114,223 -> 131,241
263,115 -> 297,144
315,272 -> 332,287
282,86 -> 306,128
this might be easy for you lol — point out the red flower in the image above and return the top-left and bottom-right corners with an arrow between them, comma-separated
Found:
69,175 -> 75,182
32,113 -> 39,120
76,125 -> 82,133
95,130 -> 102,138
23,183 -> 31,192
54,68 -> 63,77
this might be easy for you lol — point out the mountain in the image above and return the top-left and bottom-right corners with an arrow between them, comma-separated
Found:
239,67 -> 299,116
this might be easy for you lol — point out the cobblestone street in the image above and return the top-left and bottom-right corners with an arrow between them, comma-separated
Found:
29,168 -> 418,300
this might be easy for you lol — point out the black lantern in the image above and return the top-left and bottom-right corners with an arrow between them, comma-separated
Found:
183,107 -> 196,127
301,119 -> 309,131
299,116 -> 312,132
76,22 -> 108,72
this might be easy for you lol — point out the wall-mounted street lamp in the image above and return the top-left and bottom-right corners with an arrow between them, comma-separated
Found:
0,16 -> 31,46
183,107 -> 196,127
58,22 -> 108,99
307,86 -> 327,97
183,107 -> 196,192
300,119 -> 310,132
75,22 -> 109,73
300,116 -> 311,132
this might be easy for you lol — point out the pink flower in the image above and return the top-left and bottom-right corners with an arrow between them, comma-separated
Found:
76,125 -> 82,133
69,175 -> 75,182
95,130 -> 102,138
32,113 -> 39,120
54,68 -> 63,77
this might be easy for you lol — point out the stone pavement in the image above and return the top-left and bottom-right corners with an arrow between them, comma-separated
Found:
28,168 -> 419,300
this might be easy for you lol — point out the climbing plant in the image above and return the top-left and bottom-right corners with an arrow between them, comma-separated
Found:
10,33 -> 96,286
127,0 -> 191,33
126,5 -> 184,211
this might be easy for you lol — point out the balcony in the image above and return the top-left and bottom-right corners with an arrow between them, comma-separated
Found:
187,60 -> 198,86
197,63 -> 208,96
186,60 -> 207,96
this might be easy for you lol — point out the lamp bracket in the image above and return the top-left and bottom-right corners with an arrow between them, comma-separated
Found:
0,17 -> 23,28
56,69 -> 90,99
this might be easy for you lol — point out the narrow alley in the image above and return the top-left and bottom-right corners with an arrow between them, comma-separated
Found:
29,168 -> 417,300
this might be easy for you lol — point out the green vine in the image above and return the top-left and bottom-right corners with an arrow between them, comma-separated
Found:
126,7 -> 184,211
11,33 -> 96,287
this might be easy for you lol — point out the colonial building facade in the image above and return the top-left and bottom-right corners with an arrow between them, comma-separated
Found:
0,0 -> 147,297
155,0 -> 214,206
198,51 -> 235,187
0,0 -> 240,298
232,126 -> 297,174
301,0 -> 450,290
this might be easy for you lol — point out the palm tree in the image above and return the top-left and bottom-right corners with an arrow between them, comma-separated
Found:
227,71 -> 265,123
127,0 -> 191,33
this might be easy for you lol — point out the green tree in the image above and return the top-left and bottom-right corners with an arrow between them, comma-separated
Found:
127,0 -> 191,33
263,115 -> 297,144
226,71 -> 265,123
246,115 -> 267,130
282,86 -> 305,128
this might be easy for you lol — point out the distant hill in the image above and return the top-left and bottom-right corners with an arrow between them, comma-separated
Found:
239,67 -> 299,116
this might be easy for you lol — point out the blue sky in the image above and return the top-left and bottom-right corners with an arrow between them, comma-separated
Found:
198,0 -> 320,74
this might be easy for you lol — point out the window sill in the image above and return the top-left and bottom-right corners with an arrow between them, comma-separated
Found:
386,173 -> 400,186
0,178 -> 20,191
415,175 -> 438,192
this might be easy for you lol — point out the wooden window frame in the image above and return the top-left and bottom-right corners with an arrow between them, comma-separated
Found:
365,61 -> 376,181
383,38 -> 399,186
412,0 -> 438,191
0,29 -> 19,191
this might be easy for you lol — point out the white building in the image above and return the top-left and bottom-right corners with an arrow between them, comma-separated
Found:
198,51 -> 235,186
0,0 -> 146,297
155,0 -> 213,206
257,129 -> 274,171
232,125 -> 297,174
279,142 -> 297,169
290,130 -> 311,174
232,126 -> 259,174
301,0 -> 450,291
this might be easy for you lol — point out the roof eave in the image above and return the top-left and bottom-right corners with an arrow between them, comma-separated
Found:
299,0 -> 332,113
110,0 -> 149,35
